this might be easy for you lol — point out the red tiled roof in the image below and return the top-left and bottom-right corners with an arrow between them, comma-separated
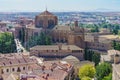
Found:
38,10 -> 55,16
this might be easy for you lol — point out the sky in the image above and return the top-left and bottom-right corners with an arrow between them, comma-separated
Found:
0,0 -> 120,12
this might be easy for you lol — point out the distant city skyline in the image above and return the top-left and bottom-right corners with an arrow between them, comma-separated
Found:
0,0 -> 120,12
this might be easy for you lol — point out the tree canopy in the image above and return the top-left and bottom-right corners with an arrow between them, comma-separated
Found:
0,32 -> 16,53
102,73 -> 112,80
27,32 -> 52,49
92,52 -> 100,66
112,40 -> 120,51
78,64 -> 96,79
81,76 -> 92,80
96,62 -> 112,80
79,22 -> 120,35
84,49 -> 100,66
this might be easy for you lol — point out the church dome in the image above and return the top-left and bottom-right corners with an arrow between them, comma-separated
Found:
38,10 -> 55,16
35,10 -> 58,29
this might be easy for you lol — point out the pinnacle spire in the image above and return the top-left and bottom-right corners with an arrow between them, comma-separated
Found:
45,5 -> 47,11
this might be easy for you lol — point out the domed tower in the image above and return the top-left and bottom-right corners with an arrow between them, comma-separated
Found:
35,10 -> 58,29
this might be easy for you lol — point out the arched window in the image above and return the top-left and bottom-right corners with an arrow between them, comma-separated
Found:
12,68 -> 15,72
36,20 -> 43,28
23,67 -> 25,70
1,69 -> 4,74
39,20 -> 43,28
48,20 -> 54,29
17,67 -> 21,72
6,69 -> 9,72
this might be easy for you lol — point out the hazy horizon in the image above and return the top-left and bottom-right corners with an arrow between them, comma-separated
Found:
0,0 -> 120,12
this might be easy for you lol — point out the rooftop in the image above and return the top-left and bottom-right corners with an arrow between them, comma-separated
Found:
20,60 -> 73,80
108,50 -> 120,56
0,52 -> 37,67
30,45 -> 83,51
53,25 -> 72,31
0,53 -> 73,80
99,35 -> 120,40
38,10 -> 56,17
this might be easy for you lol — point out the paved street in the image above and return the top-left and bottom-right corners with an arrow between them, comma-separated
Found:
14,39 -> 27,53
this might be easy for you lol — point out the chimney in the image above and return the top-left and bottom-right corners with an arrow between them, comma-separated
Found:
114,54 -> 120,64
74,21 -> 78,27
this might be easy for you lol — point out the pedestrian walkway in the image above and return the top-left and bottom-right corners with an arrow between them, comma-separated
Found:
14,39 -> 27,53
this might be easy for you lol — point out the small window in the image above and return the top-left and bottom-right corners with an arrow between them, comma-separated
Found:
102,45 -> 104,47
23,67 -> 25,70
17,67 -> 21,72
10,61 -> 12,64
52,50 -> 54,52
6,69 -> 9,72
3,63 -> 5,66
80,50 -> 82,53
56,50 -> 58,52
12,68 -> 15,72
1,69 -> 4,74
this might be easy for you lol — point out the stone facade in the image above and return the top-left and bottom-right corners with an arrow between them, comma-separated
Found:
86,42 -> 112,51
51,25 -> 85,48
30,45 -> 84,61
85,33 -> 113,51
24,26 -> 42,42
112,51 -> 120,80
112,64 -> 120,80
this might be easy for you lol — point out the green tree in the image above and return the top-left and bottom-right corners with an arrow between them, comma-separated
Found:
112,40 -> 120,50
45,35 -> 51,45
102,73 -> 112,80
112,40 -> 116,49
81,77 -> 92,80
0,32 -> 16,53
91,25 -> 99,33
112,29 -> 118,35
92,52 -> 100,66
96,62 -> 112,80
27,32 -> 52,49
84,48 -> 88,60
95,25 -> 99,32
84,49 -> 93,61
118,30 -> 120,37
78,64 -> 96,79
84,49 -> 100,66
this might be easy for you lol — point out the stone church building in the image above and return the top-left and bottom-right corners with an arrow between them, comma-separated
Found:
15,10 -> 112,60
35,10 -> 85,48
15,10 -> 85,49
